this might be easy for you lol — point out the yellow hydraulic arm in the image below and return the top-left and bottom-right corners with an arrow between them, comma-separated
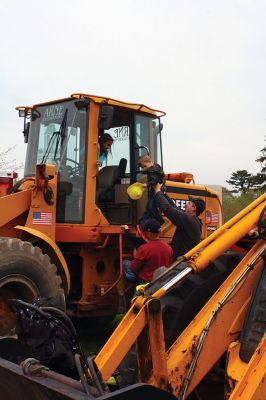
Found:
166,239 -> 266,399
95,193 -> 266,398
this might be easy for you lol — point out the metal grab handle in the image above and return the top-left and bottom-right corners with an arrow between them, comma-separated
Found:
99,233 -> 124,297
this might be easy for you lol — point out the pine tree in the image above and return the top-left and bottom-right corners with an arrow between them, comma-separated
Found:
226,170 -> 253,194
255,136 -> 266,190
256,136 -> 266,173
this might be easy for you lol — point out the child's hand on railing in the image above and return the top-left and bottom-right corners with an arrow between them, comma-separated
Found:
154,182 -> 163,193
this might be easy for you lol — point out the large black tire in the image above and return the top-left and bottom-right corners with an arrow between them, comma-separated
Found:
0,238 -> 65,336
161,252 -> 243,349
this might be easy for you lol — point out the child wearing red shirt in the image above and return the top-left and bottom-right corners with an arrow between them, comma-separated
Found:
123,219 -> 173,283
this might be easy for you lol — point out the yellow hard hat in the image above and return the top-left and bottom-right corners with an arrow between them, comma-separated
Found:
136,282 -> 149,292
127,182 -> 145,200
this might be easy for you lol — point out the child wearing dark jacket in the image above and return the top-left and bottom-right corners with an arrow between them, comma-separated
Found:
138,155 -> 165,225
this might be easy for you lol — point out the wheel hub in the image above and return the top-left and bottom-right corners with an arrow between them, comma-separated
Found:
0,275 -> 39,336
0,288 -> 16,336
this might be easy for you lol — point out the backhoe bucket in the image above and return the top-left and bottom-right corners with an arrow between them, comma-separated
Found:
0,337 -> 174,400
0,355 -> 175,400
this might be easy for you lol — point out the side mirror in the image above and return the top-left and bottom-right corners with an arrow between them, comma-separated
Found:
17,107 -> 32,143
23,122 -> 30,143
98,106 -> 114,130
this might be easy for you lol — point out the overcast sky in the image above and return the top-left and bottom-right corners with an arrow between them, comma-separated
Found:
0,0 -> 265,187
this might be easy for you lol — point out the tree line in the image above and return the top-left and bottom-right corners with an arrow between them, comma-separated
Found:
223,137 -> 265,221
226,137 -> 265,193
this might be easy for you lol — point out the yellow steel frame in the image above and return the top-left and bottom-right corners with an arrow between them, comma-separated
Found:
166,240 -> 265,398
0,189 -> 32,228
228,333 -> 266,399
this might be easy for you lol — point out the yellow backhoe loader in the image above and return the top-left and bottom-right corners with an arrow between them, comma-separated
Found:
0,93 -> 222,335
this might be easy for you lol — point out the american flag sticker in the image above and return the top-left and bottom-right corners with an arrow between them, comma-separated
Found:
211,212 -> 219,223
206,211 -> 219,224
206,211 -> 211,224
32,212 -> 52,225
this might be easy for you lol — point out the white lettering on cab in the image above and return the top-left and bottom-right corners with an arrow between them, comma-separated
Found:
43,105 -> 64,122
172,199 -> 187,210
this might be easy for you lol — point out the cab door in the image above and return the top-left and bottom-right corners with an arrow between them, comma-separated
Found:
134,114 -> 163,222
96,108 -> 133,224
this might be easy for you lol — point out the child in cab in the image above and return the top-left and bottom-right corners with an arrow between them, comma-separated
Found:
138,155 -> 165,225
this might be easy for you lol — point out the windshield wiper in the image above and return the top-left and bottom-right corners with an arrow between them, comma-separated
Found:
41,109 -> 68,164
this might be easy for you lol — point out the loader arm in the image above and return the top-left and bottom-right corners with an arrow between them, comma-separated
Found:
0,189 -> 32,229
0,164 -> 57,238
95,193 -> 266,397
165,239 -> 266,398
